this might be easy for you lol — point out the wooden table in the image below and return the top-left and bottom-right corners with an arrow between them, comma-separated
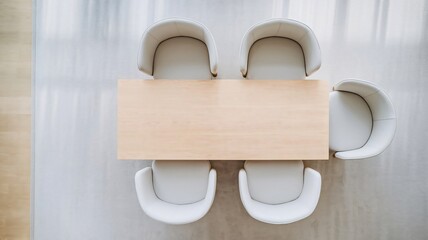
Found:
118,80 -> 329,160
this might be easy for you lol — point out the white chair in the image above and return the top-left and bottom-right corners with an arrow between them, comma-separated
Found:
239,161 -> 321,224
135,160 -> 216,224
135,19 -> 218,224
330,79 -> 396,160
138,18 -> 218,79
238,19 -> 322,225
239,18 -> 321,79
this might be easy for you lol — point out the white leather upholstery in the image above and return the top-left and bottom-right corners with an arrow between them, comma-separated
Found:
135,160 -> 216,224
330,79 -> 397,160
138,18 -> 218,77
329,91 -> 372,152
246,37 -> 306,80
135,19 -> 218,224
244,160 -> 304,204
153,37 -> 212,79
240,19 -> 321,78
239,161 -> 321,224
152,160 -> 210,204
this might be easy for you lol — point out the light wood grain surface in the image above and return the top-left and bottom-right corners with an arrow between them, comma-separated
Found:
118,80 -> 329,160
0,0 -> 32,239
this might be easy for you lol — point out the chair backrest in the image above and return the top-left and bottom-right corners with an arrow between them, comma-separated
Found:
244,160 -> 304,204
152,160 -> 211,204
333,79 -> 397,159
138,18 -> 218,78
240,19 -> 321,78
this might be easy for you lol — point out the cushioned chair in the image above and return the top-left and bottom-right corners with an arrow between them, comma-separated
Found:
135,19 -> 218,224
238,19 -> 322,224
239,161 -> 321,224
135,160 -> 216,224
330,79 -> 396,160
138,18 -> 218,79
239,18 -> 321,79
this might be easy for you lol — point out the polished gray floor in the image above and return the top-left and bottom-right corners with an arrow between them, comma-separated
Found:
33,0 -> 428,239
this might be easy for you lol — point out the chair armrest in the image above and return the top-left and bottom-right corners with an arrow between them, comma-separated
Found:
135,167 -> 158,209
297,168 -> 322,214
238,169 -> 253,209
203,169 -> 217,207
203,31 -> 218,77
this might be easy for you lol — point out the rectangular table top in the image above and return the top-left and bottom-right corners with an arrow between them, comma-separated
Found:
118,79 -> 329,160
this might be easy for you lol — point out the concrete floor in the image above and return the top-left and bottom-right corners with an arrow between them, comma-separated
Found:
33,0 -> 428,239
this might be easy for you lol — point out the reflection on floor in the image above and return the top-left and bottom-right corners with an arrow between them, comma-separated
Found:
34,0 -> 428,239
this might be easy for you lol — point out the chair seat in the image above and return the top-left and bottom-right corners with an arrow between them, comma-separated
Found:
246,37 -> 306,80
152,160 -> 211,204
153,37 -> 212,79
244,161 -> 304,204
329,91 -> 373,152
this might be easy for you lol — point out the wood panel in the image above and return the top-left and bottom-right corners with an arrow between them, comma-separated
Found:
0,0 -> 32,239
118,80 -> 329,160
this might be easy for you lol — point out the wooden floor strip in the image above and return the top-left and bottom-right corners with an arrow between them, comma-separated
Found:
0,0 -> 32,239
